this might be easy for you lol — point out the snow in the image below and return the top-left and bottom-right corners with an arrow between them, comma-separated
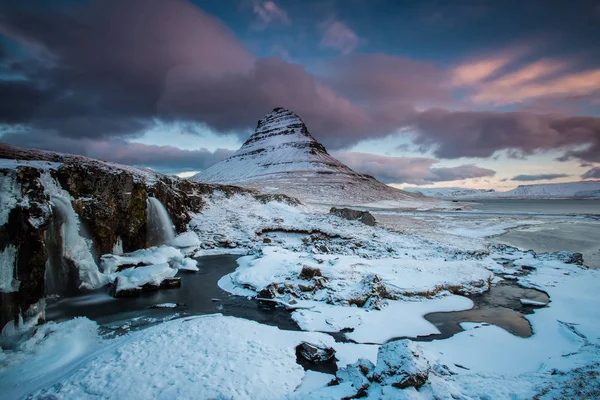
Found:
520,298 -> 547,306
294,371 -> 335,395
293,296 -> 473,343
404,186 -> 496,198
100,245 -> 193,274
405,181 -> 600,199
0,318 -> 102,400
0,245 -> 18,293
113,263 -> 177,292
0,158 -> 63,171
224,247 -> 492,300
151,303 -> 178,308
25,315 -> 335,400
0,171 -> 20,226
170,231 -> 201,249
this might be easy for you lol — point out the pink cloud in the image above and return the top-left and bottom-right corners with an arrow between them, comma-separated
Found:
319,19 -> 360,54
333,151 -> 495,184
251,1 -> 290,30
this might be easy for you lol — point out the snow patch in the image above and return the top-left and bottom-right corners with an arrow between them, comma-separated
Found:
0,245 -> 18,293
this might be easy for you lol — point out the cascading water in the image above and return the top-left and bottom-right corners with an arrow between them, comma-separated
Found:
44,195 -> 108,296
147,196 -> 176,246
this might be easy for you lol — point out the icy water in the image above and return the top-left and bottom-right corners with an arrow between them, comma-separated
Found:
464,198 -> 600,216
467,200 -> 600,268
47,255 -> 550,343
46,255 -> 299,335
422,281 -> 549,340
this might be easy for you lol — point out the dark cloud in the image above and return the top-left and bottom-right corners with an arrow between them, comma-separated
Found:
512,173 -> 570,182
0,0 -> 371,150
411,109 -> 600,161
0,0 -> 253,137
332,151 -> 495,184
1,0 -> 600,166
582,167 -> 600,179
0,130 -> 233,174
324,53 -> 448,105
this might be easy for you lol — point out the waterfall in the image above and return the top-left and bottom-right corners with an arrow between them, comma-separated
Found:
44,195 -> 108,295
147,197 -> 176,246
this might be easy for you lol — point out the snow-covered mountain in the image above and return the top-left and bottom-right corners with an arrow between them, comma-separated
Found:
405,181 -> 600,199
193,107 -> 438,207
495,181 -> 600,198
404,187 -> 496,198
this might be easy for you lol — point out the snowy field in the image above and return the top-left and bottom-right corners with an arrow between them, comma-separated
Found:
1,192 -> 599,399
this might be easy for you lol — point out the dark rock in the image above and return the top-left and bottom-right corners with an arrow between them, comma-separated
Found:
262,237 -> 272,243
296,341 -> 336,364
299,266 -> 322,280
329,207 -> 376,226
257,284 -> 280,307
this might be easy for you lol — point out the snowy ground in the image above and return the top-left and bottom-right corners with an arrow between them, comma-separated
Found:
1,191 -> 599,399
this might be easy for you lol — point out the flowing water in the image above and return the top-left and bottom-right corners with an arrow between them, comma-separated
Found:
46,255 -> 299,335
146,197 -> 176,246
44,196 -> 101,295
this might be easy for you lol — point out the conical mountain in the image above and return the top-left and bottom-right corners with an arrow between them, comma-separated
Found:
193,107 -> 432,206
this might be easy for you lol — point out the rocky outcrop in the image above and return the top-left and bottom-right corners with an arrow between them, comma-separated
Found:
0,144 -> 299,330
332,340 -> 431,397
329,207 -> 376,226
0,166 -> 52,330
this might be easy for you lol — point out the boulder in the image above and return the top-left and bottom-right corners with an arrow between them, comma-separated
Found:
369,340 -> 430,389
296,341 -> 336,363
335,359 -> 375,393
329,207 -> 376,226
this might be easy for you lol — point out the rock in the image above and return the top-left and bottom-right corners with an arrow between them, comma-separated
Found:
369,340 -> 430,389
296,341 -> 336,363
554,251 -> 584,266
329,207 -> 376,226
299,265 -> 322,280
335,359 -> 375,393
262,237 -> 272,244
257,284 -> 278,299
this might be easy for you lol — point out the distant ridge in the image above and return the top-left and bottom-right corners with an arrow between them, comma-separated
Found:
406,181 -> 600,199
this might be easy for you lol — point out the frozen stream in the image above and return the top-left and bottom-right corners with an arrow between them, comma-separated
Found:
46,254 -> 550,343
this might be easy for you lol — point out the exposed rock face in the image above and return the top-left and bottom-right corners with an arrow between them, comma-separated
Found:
0,166 -> 52,329
193,107 -> 430,207
329,207 -> 376,226
0,144 -> 298,329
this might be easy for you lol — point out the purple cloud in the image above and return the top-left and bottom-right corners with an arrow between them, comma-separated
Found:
333,151 -> 495,184
582,167 -> 600,179
512,173 -> 570,181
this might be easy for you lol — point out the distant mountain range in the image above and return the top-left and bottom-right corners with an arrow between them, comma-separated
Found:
193,107 -> 441,208
405,181 -> 600,199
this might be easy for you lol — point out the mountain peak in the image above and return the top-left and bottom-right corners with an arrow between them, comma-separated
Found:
243,107 -> 317,148
193,108 -> 427,206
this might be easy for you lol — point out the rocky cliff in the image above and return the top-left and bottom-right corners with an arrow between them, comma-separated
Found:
0,144 -> 297,330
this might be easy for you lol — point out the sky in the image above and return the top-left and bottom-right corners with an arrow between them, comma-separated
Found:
0,0 -> 599,190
